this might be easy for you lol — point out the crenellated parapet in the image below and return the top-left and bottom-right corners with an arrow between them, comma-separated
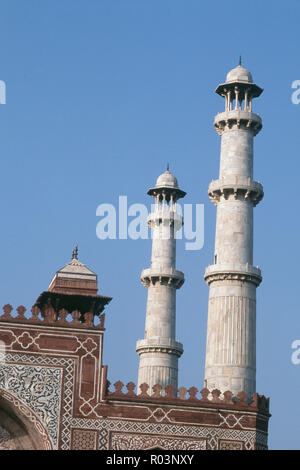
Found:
0,303 -> 106,329
208,176 -> 264,206
105,380 -> 270,415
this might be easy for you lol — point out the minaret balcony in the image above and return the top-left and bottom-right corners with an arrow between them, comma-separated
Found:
147,210 -> 183,230
214,110 -> 262,135
141,267 -> 184,288
208,176 -> 263,206
136,338 -> 183,357
204,263 -> 262,286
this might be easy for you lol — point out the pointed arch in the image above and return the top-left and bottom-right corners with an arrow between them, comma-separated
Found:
0,389 -> 53,450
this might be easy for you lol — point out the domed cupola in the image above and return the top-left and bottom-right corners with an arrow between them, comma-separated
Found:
225,64 -> 253,84
214,57 -> 263,119
147,165 -> 186,203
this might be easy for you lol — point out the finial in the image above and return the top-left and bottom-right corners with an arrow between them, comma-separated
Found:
239,55 -> 242,66
72,244 -> 78,260
167,162 -> 169,171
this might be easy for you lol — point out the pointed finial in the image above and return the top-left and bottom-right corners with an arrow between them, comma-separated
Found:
167,162 -> 169,171
72,244 -> 78,260
239,55 -> 242,66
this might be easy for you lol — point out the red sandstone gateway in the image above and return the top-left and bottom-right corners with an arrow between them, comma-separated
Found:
0,247 -> 270,450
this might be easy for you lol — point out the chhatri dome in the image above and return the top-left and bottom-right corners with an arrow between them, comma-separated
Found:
147,165 -> 186,201
155,167 -> 179,189
215,57 -> 263,100
225,64 -> 253,84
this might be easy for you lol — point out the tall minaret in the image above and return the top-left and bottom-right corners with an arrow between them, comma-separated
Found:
136,168 -> 186,392
204,61 -> 264,398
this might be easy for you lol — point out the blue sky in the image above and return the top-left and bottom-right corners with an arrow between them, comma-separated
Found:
0,0 -> 299,449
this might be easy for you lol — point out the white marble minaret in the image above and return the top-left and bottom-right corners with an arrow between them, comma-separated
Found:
136,168 -> 186,392
204,61 -> 264,398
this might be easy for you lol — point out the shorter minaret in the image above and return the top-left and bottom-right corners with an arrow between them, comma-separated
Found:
136,168 -> 186,392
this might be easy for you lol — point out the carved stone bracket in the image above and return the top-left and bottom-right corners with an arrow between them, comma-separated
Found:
208,177 -> 263,207
141,268 -> 184,289
204,264 -> 262,286
214,110 -> 262,136
136,341 -> 183,358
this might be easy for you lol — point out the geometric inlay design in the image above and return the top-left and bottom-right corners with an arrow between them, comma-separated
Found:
71,429 -> 97,450
219,439 -> 244,450
63,416 -> 267,451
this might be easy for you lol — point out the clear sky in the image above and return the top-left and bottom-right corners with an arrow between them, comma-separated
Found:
0,0 -> 299,450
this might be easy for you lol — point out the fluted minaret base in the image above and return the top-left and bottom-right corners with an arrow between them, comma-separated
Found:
136,339 -> 183,392
204,264 -> 261,398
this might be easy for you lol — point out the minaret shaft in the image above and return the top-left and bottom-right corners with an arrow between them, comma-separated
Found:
151,223 -> 176,270
220,129 -> 253,178
215,194 -> 253,266
216,130 -> 254,265
204,64 -> 263,398
144,284 -> 176,340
